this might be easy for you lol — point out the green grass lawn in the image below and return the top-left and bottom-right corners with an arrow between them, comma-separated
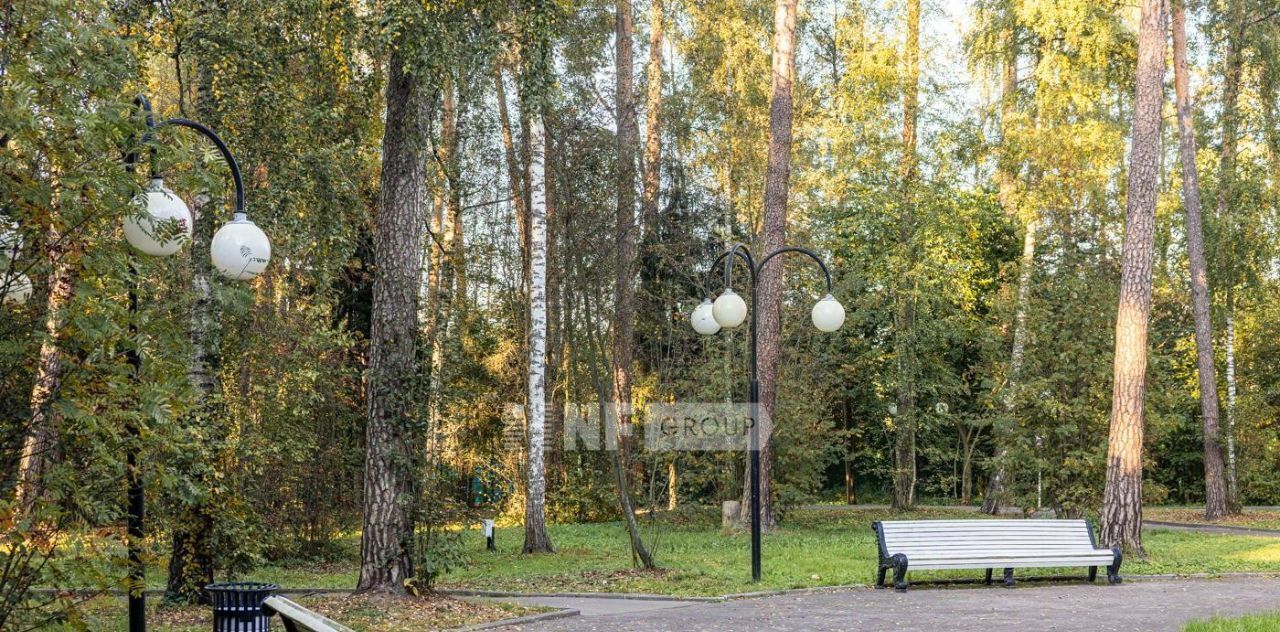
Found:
1184,612 -> 1280,631
229,506 -> 1280,597
1147,507 -> 1280,531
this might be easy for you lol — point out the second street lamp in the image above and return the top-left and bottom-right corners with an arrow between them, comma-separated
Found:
122,95 -> 271,632
691,243 -> 842,582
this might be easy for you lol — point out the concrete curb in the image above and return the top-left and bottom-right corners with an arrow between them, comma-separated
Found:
720,584 -> 868,600
442,588 -> 722,602
452,607 -> 580,631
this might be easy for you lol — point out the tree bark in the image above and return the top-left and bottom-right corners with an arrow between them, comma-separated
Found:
523,116 -> 554,554
1171,0 -> 1229,521
1101,0 -> 1165,554
495,64 -> 530,294
892,0 -> 922,511
1216,0 -> 1246,511
982,29 -> 1024,514
14,222 -> 74,514
359,50 -> 429,592
641,0 -> 664,231
735,0 -> 797,532
612,0 -> 655,569
166,63 -> 220,606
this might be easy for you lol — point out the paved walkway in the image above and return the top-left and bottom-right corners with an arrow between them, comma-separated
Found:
496,578 -> 1280,631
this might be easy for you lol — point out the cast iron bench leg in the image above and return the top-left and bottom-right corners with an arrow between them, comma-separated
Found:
1088,566 -> 1098,582
891,554 -> 909,592
984,568 -> 993,585
876,564 -> 888,589
1107,549 -> 1123,585
1003,567 -> 1014,588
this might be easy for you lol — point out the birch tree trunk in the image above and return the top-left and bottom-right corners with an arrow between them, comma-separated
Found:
892,0 -> 922,511
1171,1 -> 1229,520
167,65 -> 220,605
359,50 -> 428,592
523,116 -> 554,554
495,65 -> 530,294
1217,0 -> 1246,510
982,28 -> 1023,515
612,0 -> 655,569
1101,0 -> 1165,553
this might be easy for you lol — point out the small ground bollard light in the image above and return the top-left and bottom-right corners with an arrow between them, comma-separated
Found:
482,519 -> 497,551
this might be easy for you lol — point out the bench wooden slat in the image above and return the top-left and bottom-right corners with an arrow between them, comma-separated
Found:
263,596 -> 355,632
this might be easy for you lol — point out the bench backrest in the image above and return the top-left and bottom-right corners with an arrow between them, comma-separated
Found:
876,519 -> 1098,554
263,596 -> 355,632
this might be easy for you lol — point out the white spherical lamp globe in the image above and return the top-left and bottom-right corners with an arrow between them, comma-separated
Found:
712,288 -> 747,328
211,213 -> 271,280
2,270 -> 32,305
690,299 -> 721,336
811,294 -> 845,332
125,178 -> 192,256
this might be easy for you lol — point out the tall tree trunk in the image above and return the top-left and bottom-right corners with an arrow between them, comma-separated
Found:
641,0 -> 664,231
523,116 -> 554,554
14,222 -> 74,514
1171,0 -> 1229,521
612,0 -> 655,569
495,65 -> 530,294
1101,0 -> 1165,554
167,64 -> 219,606
982,28 -> 1023,515
1225,309 -> 1238,503
892,0 -> 922,511
359,50 -> 428,592
736,0 -> 797,533
428,75 -> 460,456
1216,0 -> 1246,510
442,75 -> 466,317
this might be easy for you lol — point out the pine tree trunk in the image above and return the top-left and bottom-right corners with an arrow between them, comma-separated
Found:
641,0 -> 664,231
1101,0 -> 1165,554
14,221 -> 74,514
612,0 -> 655,569
523,116 -> 554,554
736,0 -> 797,532
1171,1 -> 1229,521
892,0 -> 922,512
359,50 -> 428,592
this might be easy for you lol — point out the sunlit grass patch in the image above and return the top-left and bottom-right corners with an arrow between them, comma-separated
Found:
1184,611 -> 1280,631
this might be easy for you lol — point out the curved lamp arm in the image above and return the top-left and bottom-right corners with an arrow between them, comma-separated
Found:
756,246 -> 833,295
703,242 -> 755,297
128,95 -> 248,219
160,118 -> 246,216
126,95 -> 157,175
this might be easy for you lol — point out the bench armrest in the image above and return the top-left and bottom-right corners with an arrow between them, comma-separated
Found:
263,596 -> 356,632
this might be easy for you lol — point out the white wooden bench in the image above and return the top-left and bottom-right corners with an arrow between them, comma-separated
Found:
872,519 -> 1121,591
262,596 -> 355,632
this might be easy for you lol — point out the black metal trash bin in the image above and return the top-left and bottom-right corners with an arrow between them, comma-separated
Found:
206,582 -> 279,632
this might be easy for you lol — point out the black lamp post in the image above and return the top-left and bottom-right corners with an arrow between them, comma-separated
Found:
123,95 -> 271,632
691,243 -> 844,582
